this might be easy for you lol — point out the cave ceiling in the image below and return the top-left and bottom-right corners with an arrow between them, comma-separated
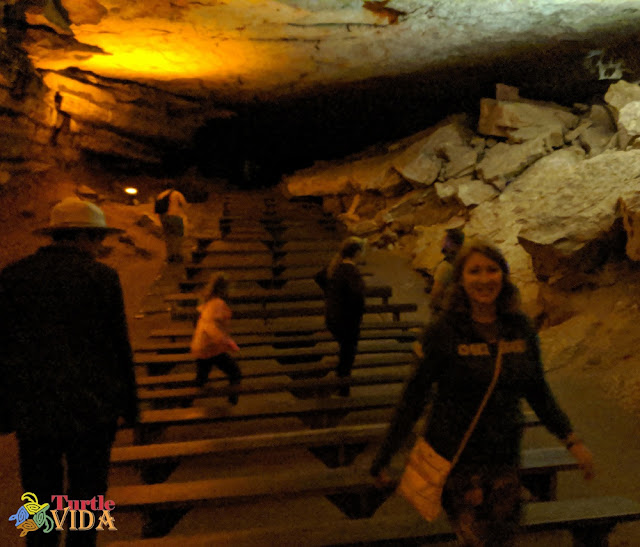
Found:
16,0 -> 640,102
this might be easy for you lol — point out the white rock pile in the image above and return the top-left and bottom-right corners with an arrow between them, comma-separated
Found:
283,81 -> 640,317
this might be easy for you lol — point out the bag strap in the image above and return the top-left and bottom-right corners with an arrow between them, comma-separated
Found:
450,341 -> 504,468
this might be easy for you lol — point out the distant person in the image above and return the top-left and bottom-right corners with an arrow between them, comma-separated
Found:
155,185 -> 188,263
430,227 -> 465,314
190,272 -> 242,404
370,239 -> 594,546
315,237 -> 366,397
0,197 -> 138,547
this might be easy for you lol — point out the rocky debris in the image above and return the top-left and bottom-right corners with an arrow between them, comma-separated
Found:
477,98 -> 579,147
514,149 -> 640,285
287,81 -> 640,317
455,178 -> 499,207
476,138 -> 550,190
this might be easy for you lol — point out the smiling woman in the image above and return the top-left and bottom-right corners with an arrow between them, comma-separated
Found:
370,238 -> 595,546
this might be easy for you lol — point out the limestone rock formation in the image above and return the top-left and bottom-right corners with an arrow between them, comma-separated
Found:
287,81 -> 640,317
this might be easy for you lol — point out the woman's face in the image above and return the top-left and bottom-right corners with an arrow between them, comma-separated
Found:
462,251 -> 504,307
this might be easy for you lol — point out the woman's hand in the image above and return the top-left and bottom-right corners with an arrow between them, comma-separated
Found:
568,440 -> 595,480
373,469 -> 395,489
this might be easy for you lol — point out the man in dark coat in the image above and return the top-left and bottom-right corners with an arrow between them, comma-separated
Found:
315,237 -> 366,397
0,197 -> 138,547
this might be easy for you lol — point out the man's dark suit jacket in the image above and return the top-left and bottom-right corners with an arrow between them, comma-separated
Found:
0,243 -> 138,438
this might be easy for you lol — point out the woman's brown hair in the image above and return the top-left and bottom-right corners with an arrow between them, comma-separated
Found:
443,238 -> 521,315
202,272 -> 230,302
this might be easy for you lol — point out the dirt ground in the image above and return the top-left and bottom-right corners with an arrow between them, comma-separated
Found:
0,169 -> 639,545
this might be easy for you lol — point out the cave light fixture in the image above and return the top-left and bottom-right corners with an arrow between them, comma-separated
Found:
124,186 -> 138,205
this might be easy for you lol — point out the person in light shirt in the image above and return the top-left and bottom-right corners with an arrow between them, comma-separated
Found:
371,239 -> 595,546
190,272 -> 242,404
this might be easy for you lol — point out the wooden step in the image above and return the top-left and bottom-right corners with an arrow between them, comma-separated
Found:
171,302 -> 418,322
136,353 -> 413,388
149,320 -> 424,341
107,496 -> 640,546
136,328 -> 416,353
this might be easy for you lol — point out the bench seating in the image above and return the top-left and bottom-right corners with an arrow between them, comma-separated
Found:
137,349 -> 414,376
105,444 -> 576,538
136,354 -> 413,388
184,265 -> 374,283
133,393 -> 403,443
197,239 -> 342,254
195,234 -> 338,248
113,418 -> 577,493
137,339 -> 412,362
196,251 -> 334,267
135,328 -> 416,353
198,255 -> 335,269
163,285 -> 392,306
113,423 -> 390,482
171,302 -> 418,322
113,423 -> 387,468
107,495 -> 640,545
133,395 -> 540,445
219,215 -> 335,226
138,370 -> 409,407
184,262 -> 373,278
135,341 -> 414,373
148,320 -> 424,341
193,241 -> 338,258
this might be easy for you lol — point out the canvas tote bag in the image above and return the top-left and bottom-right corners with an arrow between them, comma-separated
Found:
397,342 -> 504,522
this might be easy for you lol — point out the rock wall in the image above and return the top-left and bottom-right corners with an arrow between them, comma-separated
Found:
0,4 -> 55,185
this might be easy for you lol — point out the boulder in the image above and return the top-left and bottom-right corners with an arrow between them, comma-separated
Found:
375,188 -> 463,231
411,217 -> 466,275
344,218 -> 381,237
350,157 -> 409,196
392,120 -> 472,186
456,178 -> 498,207
378,190 -> 432,225
477,98 -> 579,147
393,151 -> 441,187
411,224 -> 449,274
440,143 -> 477,179
476,137 -> 549,190
579,126 -> 618,157
618,101 -> 640,139
284,161 -> 353,196
604,80 -> 640,112
285,154 -> 406,197
434,181 -> 457,202
510,149 -> 640,284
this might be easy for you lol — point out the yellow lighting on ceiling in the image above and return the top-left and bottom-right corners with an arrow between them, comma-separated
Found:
68,18 -> 264,82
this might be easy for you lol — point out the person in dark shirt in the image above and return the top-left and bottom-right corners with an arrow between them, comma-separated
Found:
430,227 -> 465,315
0,197 -> 138,547
315,237 -> 366,396
155,185 -> 188,263
370,239 -> 594,546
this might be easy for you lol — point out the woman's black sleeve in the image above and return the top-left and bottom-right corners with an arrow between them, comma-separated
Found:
369,325 -> 444,476
522,327 -> 572,440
